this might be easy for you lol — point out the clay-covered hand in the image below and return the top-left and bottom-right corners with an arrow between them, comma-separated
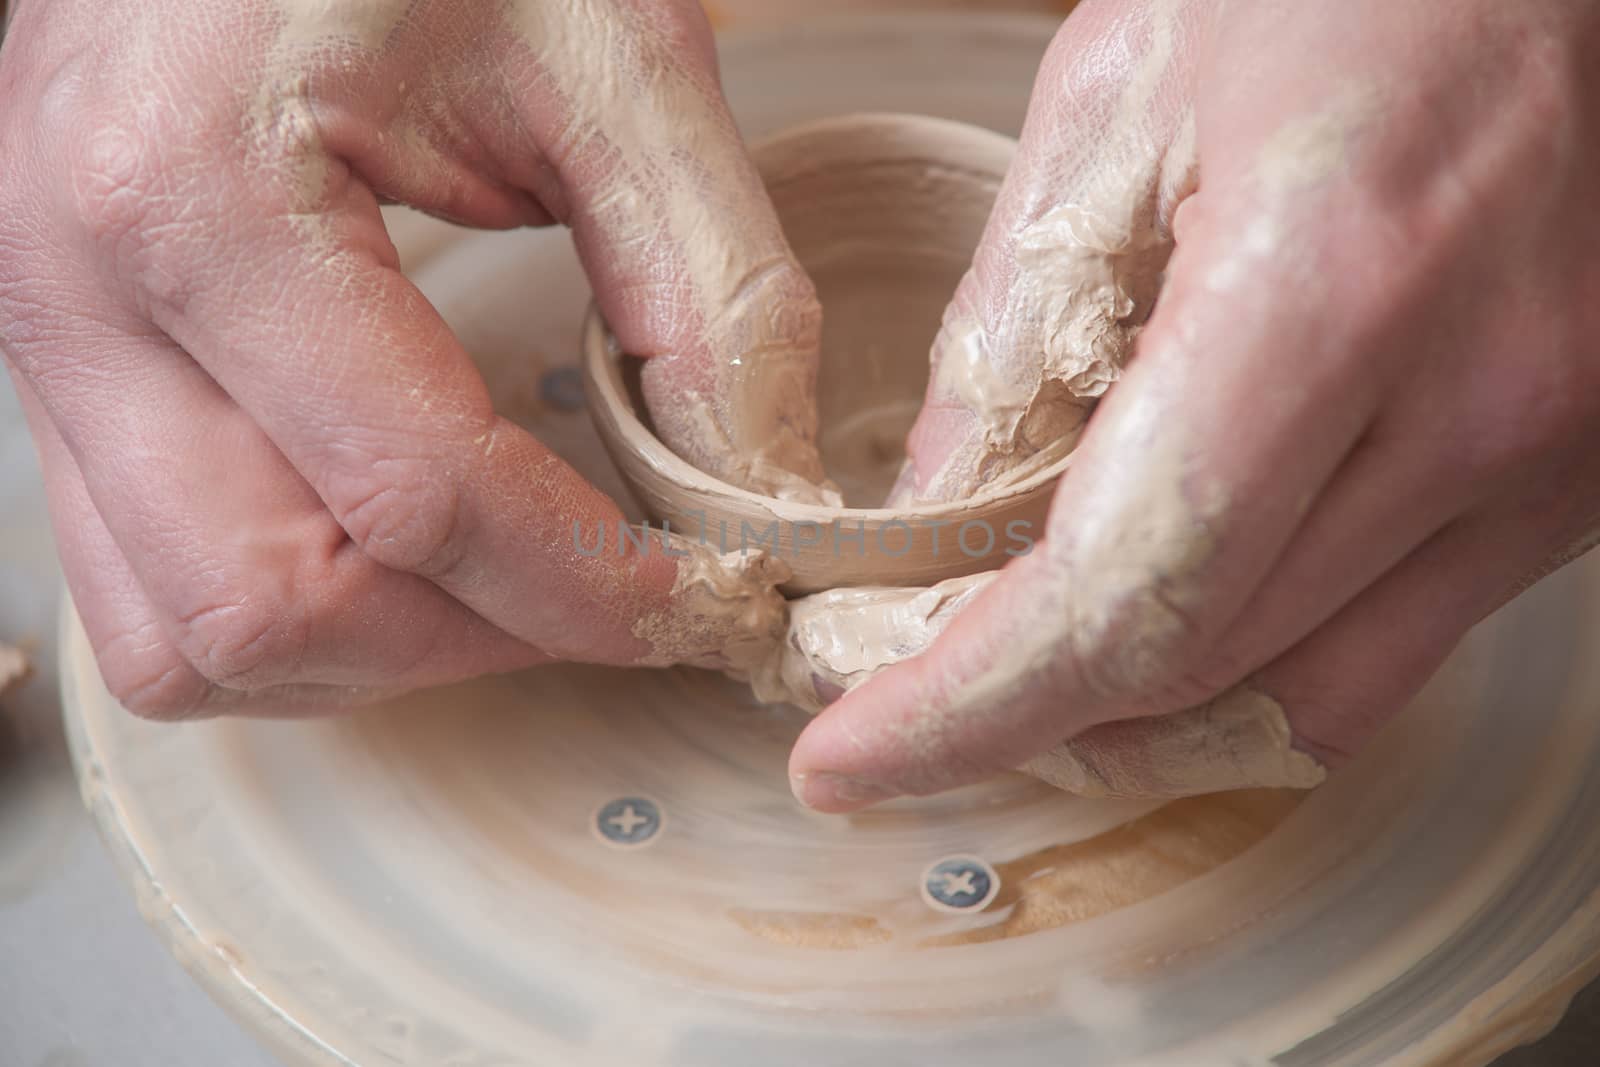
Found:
790,0 -> 1600,809
0,0 -> 803,717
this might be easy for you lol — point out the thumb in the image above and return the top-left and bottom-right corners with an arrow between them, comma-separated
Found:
504,3 -> 834,504
894,0 -> 1211,505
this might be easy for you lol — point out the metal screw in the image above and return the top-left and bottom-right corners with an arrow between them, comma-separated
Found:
921,854 -> 1000,913
593,796 -> 664,849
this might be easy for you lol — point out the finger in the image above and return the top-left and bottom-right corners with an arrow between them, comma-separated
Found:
1131,420 -> 1478,713
63,118 -> 783,670
8,267 -> 551,701
7,360 -> 423,717
497,2 -> 833,502
245,0 -> 827,498
12,359 -> 214,717
894,0 -> 1214,505
1266,465 -> 1600,765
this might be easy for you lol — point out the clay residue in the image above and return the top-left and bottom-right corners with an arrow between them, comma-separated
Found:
730,908 -> 892,950
630,531 -> 789,676
750,573 -> 990,711
1021,689 -> 1327,799
723,791 -> 1303,952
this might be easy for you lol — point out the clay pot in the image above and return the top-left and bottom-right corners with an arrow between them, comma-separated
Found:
583,112 -> 1069,594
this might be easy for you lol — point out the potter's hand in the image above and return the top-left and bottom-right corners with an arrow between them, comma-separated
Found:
790,0 -> 1600,809
0,0 -> 797,717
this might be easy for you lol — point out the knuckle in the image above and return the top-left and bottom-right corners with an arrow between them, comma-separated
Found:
1440,338 -> 1596,481
1515,348 -> 1600,444
332,469 -> 468,579
64,111 -> 216,317
68,117 -> 164,248
95,625 -> 211,721
172,594 -> 310,691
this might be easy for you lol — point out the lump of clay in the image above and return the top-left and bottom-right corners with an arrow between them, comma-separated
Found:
751,573 -> 990,711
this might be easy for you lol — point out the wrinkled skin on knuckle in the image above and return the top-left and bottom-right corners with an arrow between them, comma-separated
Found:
168,589 -> 312,692
180,601 -> 310,694
65,110 -> 173,256
0,6 -> 264,344
93,622 -> 211,721
330,466 -> 468,579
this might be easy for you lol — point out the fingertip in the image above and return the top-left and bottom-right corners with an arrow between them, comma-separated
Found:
787,649 -> 935,804
787,769 -> 900,814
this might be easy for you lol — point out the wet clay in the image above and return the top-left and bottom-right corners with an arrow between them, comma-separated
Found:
1019,689 -> 1326,798
628,532 -> 790,676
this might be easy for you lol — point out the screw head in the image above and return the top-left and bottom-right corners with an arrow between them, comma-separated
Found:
921,854 -> 1000,914
592,796 -> 664,849
539,366 -> 587,413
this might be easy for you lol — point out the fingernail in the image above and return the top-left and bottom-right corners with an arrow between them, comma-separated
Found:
790,770 -> 900,811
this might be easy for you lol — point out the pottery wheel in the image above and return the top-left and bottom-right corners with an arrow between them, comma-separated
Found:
62,16 -> 1600,1067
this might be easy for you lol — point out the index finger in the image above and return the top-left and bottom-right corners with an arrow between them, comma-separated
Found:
892,0 -> 1212,506
75,120 -> 785,670
502,2 -> 834,503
